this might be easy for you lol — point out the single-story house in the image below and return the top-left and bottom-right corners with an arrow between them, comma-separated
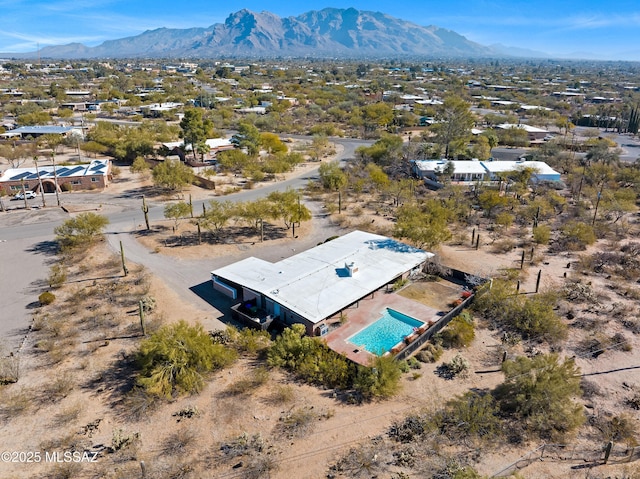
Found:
481,160 -> 562,183
0,125 -> 82,139
496,123 -> 549,141
162,138 -> 234,161
413,159 -> 561,184
0,159 -> 111,194
211,230 -> 432,335
413,160 -> 487,183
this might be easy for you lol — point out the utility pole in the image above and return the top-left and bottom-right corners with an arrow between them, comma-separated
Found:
34,156 -> 46,207
20,178 -> 28,209
592,180 -> 605,226
52,152 -> 61,207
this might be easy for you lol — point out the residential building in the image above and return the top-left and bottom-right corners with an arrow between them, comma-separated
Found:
211,230 -> 432,335
0,159 -> 111,194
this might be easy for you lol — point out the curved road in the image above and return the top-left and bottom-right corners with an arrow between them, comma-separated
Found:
0,137 -> 368,352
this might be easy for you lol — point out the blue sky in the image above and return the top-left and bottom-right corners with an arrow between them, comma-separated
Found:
1,0 -> 639,60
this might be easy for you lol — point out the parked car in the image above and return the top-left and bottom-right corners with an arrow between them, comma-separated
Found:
14,191 -> 37,200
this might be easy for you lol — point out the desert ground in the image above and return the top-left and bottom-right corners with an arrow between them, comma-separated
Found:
1,148 -> 640,479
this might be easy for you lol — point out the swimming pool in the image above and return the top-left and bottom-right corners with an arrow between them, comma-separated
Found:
348,308 -> 424,355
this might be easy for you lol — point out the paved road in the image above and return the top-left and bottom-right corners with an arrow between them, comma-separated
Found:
0,137 -> 367,352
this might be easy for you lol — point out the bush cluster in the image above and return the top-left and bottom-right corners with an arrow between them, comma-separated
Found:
473,279 -> 567,343
267,324 -> 402,400
136,320 -> 237,398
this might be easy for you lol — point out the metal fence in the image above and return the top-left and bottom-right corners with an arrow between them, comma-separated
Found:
492,443 -> 640,477
395,294 -> 474,361
395,266 -> 486,361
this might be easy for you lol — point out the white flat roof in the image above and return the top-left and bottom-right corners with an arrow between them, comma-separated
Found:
211,231 -> 432,324
482,160 -> 559,176
414,160 -> 486,175
497,123 -> 549,133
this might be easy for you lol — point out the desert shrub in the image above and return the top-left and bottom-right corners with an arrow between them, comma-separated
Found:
227,326 -> 271,355
532,225 -> 551,245
163,427 -> 196,455
268,324 -> 355,389
437,354 -> 470,379
415,343 -> 444,363
111,428 -> 140,453
494,353 -> 584,440
491,238 -> 516,254
265,385 -> 295,405
581,378 -> 603,399
437,311 -> 475,348
553,220 -> 596,252
274,407 -> 318,439
136,320 -> 237,398
219,433 -> 266,462
139,295 -> 156,313
43,373 -> 75,402
392,278 -> 409,291
0,355 -> 19,384
224,367 -> 269,396
388,414 -> 430,443
434,391 -> 502,442
48,263 -> 67,288
353,355 -> 403,400
54,212 -> 109,250
38,291 -> 56,305
0,388 -> 31,419
473,280 -> 567,344
594,414 -> 638,443
329,442 -> 388,479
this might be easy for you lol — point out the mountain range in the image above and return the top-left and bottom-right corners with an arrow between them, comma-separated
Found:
8,8 -> 547,60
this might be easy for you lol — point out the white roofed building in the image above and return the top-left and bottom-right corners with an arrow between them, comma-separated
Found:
211,231 -> 432,335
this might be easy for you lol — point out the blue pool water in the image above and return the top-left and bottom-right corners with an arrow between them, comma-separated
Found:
348,308 -> 424,355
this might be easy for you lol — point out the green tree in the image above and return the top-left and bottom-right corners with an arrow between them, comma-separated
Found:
361,102 -> 394,135
217,149 -> 254,174
477,190 -> 508,218
259,132 -> 287,154
231,122 -> 261,157
267,189 -> 312,234
394,200 -> 453,249
309,134 -> 330,161
318,160 -> 348,191
199,200 -> 236,239
431,96 -> 475,158
236,199 -> 274,236
130,156 -> 150,175
180,108 -> 213,162
54,212 -> 109,250
136,320 -> 236,398
164,202 -> 191,232
471,135 -> 492,160
494,354 -> 584,440
152,160 -> 194,191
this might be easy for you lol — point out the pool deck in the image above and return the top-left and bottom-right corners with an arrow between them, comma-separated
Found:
323,290 -> 442,365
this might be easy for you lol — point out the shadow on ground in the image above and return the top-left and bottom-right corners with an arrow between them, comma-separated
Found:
189,281 -> 239,328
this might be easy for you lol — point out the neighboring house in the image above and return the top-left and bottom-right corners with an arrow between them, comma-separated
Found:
162,138 -> 234,161
413,160 -> 487,183
211,230 -> 432,335
0,125 -> 81,139
412,159 -> 561,184
140,102 -> 183,118
496,123 -> 549,141
0,159 -> 111,195
481,160 -> 562,183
